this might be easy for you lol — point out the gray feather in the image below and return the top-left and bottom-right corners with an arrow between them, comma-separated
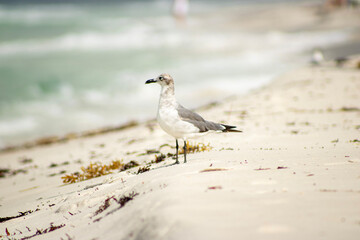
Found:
176,104 -> 225,132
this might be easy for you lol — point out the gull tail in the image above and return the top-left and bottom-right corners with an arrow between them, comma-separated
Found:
221,124 -> 242,133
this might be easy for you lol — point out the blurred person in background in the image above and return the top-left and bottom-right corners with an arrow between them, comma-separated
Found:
172,0 -> 189,24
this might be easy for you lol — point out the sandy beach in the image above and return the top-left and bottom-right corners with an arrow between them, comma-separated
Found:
1,60 -> 359,239
1,2 -> 360,240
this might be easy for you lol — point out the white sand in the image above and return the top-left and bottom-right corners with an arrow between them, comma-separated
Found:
1,2 -> 360,240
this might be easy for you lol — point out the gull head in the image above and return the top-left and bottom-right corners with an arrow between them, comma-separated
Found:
145,73 -> 174,87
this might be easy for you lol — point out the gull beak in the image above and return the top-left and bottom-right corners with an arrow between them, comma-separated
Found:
145,79 -> 157,84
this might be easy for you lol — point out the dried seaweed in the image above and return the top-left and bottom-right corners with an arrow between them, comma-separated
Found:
0,168 -> 10,178
0,168 -> 28,178
123,160 -> 140,170
146,153 -> 168,164
94,196 -> 117,216
49,163 -> 58,168
62,160 -> 139,184
340,107 -> 360,112
93,192 -> 138,222
0,209 -> 39,223
254,167 -> 271,171
137,149 -> 160,156
19,223 -> 65,240
137,166 -> 150,174
154,153 -> 166,163
20,158 -> 33,164
49,161 -> 69,168
48,170 -> 66,177
200,168 -> 228,173
179,141 -> 213,154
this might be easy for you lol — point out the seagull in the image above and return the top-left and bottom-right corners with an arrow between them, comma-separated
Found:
145,73 -> 242,164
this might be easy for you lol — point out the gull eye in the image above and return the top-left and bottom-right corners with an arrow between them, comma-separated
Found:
159,76 -> 163,81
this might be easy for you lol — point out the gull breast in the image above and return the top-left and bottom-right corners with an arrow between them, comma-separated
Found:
157,107 -> 199,139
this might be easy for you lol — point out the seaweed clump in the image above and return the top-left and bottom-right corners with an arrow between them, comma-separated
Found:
62,160 -> 139,184
0,209 -> 39,223
0,168 -> 28,178
4,223 -> 65,239
93,192 -> 138,222
137,166 -> 150,174
179,141 -> 213,154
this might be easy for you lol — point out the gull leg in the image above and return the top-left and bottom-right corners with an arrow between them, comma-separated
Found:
175,139 -> 179,164
183,140 -> 187,163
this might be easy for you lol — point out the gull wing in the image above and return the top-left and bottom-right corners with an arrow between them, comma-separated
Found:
176,104 -> 225,132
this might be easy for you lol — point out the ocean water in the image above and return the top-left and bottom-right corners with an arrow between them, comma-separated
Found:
0,0 -> 350,147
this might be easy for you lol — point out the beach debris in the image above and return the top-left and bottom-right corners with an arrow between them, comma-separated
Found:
0,168 -> 10,178
335,57 -> 348,67
0,168 -> 28,178
137,149 -> 160,156
349,139 -> 360,143
123,160 -> 140,170
126,151 -> 138,155
146,149 -> 160,154
159,143 -> 175,149
20,157 -> 33,164
146,122 -> 156,132
48,161 -> 69,168
208,186 -> 222,190
74,159 -> 83,164
35,136 -> 62,145
277,166 -> 288,169
0,209 -> 39,223
219,147 -> 234,151
7,223 -> 66,239
200,168 -> 228,173
49,163 -> 58,168
93,192 -> 138,222
179,141 -> 213,154
137,166 -> 150,174
96,143 -> 105,148
319,189 -> 337,192
0,121 -> 138,153
154,153 -> 166,163
94,196 -> 117,216
340,107 -> 360,112
83,121 -> 138,137
254,167 -> 271,171
48,170 -> 66,177
286,122 -> 296,126
145,153 -> 170,166
61,160 -> 139,184
127,139 -> 139,145
140,142 -> 212,164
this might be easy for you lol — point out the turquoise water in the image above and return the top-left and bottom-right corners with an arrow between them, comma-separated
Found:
0,1 -> 350,147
